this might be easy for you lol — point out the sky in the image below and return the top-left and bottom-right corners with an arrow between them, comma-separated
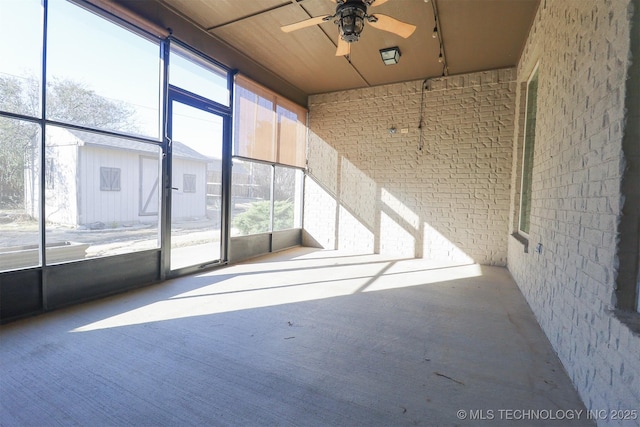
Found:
0,0 -> 43,84
0,0 -> 227,159
172,102 -> 222,159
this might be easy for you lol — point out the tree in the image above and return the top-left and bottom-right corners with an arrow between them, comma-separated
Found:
0,118 -> 36,206
0,74 -> 138,206
0,75 -> 39,206
45,78 -> 137,132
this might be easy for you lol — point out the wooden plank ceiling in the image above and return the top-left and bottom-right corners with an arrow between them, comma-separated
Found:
154,0 -> 540,96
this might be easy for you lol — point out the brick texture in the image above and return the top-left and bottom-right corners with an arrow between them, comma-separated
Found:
305,69 -> 515,265
507,0 -> 640,424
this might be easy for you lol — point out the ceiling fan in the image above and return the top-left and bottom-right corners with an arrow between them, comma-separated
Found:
281,0 -> 417,57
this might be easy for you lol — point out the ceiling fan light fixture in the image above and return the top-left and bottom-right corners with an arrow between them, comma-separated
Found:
337,1 -> 367,42
380,46 -> 401,65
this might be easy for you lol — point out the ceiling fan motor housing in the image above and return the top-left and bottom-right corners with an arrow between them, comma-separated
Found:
336,0 -> 367,42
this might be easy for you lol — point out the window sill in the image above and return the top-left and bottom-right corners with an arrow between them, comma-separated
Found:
611,309 -> 640,336
511,232 -> 529,253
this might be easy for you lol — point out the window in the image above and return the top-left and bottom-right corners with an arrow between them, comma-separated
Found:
45,125 -> 161,265
230,75 -> 306,237
169,43 -> 229,106
230,161 -> 304,236
273,166 -> 303,231
183,174 -> 196,193
0,0 -> 43,118
2,0 -> 165,272
277,103 -> 307,168
100,167 -> 121,191
234,83 -> 275,162
231,159 -> 272,236
518,67 -> 539,235
0,118 -> 41,272
46,0 -> 161,138
234,75 -> 307,168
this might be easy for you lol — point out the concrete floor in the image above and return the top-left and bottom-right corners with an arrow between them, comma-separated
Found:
0,247 -> 592,426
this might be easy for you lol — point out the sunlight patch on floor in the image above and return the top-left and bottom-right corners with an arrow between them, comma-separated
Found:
71,255 -> 481,332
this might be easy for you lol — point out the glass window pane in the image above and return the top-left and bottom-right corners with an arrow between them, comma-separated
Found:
169,44 -> 229,106
169,101 -> 224,270
46,0 -> 161,138
45,125 -> 161,264
233,85 -> 275,162
273,166 -> 303,231
234,75 -> 306,166
277,103 -> 306,167
0,118 -> 41,272
519,69 -> 538,234
231,160 -> 272,236
0,0 -> 43,118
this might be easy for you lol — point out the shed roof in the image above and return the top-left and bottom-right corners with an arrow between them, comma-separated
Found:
68,129 -> 210,162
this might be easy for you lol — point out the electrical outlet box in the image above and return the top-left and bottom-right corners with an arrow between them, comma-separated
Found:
400,128 -> 409,134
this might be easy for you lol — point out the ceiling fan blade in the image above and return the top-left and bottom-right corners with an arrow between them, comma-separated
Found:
368,14 -> 416,38
281,15 -> 331,33
371,0 -> 392,6
335,38 -> 350,56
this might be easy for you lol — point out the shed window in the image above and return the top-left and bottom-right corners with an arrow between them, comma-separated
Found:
100,167 -> 121,191
183,174 -> 196,193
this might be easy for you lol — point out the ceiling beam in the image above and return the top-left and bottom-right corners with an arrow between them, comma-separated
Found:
205,1 -> 305,31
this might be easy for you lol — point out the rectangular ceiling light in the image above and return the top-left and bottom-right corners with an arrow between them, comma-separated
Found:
379,46 -> 401,65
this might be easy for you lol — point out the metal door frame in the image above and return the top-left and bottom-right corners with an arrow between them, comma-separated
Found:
162,86 -> 232,278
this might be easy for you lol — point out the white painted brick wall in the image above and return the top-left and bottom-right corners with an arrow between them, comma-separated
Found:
305,69 -> 515,265
507,0 -> 640,424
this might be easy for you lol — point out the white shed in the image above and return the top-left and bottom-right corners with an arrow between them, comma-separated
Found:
25,127 -> 209,228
